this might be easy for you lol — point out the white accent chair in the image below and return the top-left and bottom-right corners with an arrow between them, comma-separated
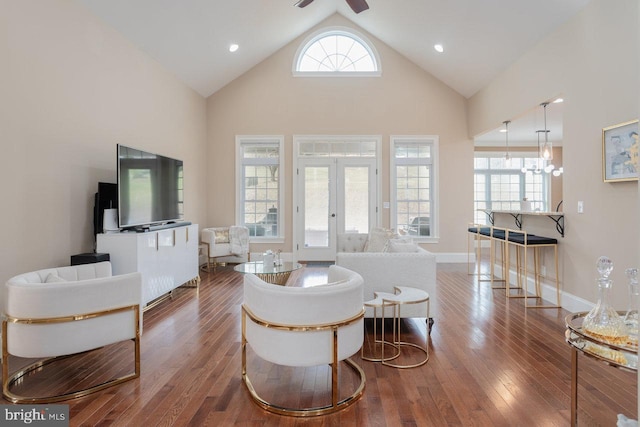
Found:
242,265 -> 365,416
200,226 -> 250,272
3,261 -> 142,403
335,232 -> 437,327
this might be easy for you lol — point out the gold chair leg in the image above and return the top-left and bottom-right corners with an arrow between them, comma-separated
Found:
242,357 -> 365,417
2,309 -> 141,404
525,244 -> 561,309
491,240 -> 508,290
466,229 -> 483,277
241,310 -> 365,417
507,244 -> 528,299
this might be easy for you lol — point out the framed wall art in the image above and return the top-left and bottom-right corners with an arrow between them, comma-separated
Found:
602,119 -> 639,182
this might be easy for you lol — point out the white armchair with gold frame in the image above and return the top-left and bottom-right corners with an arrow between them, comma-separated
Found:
3,261 -> 142,403
242,265 -> 365,416
200,226 -> 250,272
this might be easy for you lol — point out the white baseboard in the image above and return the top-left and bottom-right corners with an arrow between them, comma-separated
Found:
436,252 -> 474,263
557,292 -> 594,313
454,253 -> 594,312
490,262 -> 593,312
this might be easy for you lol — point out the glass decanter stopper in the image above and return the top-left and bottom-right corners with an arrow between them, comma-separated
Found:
623,268 -> 639,346
582,256 -> 629,345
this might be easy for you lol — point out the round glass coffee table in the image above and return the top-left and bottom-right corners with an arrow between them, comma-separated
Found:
234,261 -> 303,285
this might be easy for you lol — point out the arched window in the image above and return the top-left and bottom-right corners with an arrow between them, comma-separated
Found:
293,27 -> 381,76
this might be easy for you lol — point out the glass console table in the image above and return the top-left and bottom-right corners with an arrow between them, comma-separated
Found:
565,312 -> 637,426
234,261 -> 302,285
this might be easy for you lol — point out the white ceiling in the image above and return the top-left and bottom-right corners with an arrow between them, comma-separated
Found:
76,0 -> 591,100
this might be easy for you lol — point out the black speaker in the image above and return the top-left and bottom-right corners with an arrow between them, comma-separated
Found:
93,182 -> 117,237
71,253 -> 110,266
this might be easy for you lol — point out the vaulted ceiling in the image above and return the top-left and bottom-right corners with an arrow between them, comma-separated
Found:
76,0 -> 591,100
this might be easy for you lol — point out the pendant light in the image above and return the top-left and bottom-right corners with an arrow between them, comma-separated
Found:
540,102 -> 553,161
521,99 -> 563,176
523,130 -> 545,174
535,130 -> 543,173
503,120 -> 511,167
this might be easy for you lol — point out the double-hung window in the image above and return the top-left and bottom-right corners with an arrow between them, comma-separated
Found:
473,153 -> 549,224
236,136 -> 284,241
391,136 -> 439,241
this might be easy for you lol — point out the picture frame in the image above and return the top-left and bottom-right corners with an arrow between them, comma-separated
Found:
602,119 -> 639,182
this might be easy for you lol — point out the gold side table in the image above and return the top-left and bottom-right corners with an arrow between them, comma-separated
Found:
362,294 -> 400,362
380,286 -> 430,369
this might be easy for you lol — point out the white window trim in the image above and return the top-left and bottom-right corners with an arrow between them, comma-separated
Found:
236,135 -> 285,243
473,151 -> 552,214
390,135 -> 439,243
292,26 -> 382,77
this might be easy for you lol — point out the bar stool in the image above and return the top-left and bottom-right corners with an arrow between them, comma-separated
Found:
488,226 -> 509,290
467,224 -> 507,288
467,224 -> 494,277
468,223 -> 487,276
380,286 -> 430,369
505,228 -> 560,308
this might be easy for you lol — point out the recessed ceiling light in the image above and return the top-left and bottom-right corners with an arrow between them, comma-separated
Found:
229,44 -> 239,53
553,98 -> 564,103
434,44 -> 444,53
499,129 -> 507,133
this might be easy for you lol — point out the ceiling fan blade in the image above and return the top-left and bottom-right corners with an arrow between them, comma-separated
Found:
295,0 -> 315,8
345,0 -> 369,14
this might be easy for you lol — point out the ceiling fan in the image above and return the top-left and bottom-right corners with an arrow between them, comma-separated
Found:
295,0 -> 369,14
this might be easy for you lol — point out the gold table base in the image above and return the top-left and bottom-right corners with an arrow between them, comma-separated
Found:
256,271 -> 292,286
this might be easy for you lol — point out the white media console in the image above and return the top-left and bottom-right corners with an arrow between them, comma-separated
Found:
97,224 -> 199,307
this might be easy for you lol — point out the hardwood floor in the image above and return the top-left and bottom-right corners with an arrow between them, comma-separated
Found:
4,262 -> 637,426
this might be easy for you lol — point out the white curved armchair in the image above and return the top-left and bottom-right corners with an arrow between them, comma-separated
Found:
3,261 -> 142,403
242,265 -> 365,416
200,225 -> 250,272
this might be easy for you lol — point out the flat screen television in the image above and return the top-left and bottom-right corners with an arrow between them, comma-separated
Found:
117,144 -> 184,229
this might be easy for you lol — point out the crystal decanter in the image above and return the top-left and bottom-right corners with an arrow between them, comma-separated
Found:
623,268 -> 639,346
582,256 -> 629,345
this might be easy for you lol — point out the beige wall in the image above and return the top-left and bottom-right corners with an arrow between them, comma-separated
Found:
206,14 -> 472,256
468,0 -> 639,309
0,0 -> 208,283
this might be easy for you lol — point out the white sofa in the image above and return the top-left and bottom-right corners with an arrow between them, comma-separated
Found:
335,233 -> 437,322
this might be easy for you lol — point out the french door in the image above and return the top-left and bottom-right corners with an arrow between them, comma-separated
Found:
296,157 -> 376,261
